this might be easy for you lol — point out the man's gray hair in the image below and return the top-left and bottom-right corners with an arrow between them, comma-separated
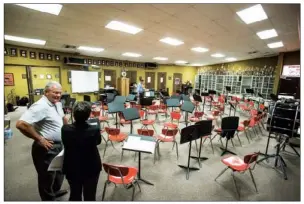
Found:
44,81 -> 62,92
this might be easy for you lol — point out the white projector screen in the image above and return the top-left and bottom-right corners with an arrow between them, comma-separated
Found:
71,70 -> 99,93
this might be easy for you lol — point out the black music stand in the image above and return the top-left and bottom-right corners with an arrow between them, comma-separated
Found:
219,116 -> 239,156
208,90 -> 216,111
225,86 -> 231,103
126,94 -> 136,102
114,96 -> 126,103
181,94 -> 191,102
190,120 -> 213,167
123,108 -> 140,134
84,95 -> 91,102
166,98 -> 180,113
178,125 -> 201,180
181,101 -> 195,127
108,102 -> 125,128
246,88 -> 254,96
140,97 -> 154,119
201,92 -> 209,112
228,102 -> 236,116
193,94 -> 202,111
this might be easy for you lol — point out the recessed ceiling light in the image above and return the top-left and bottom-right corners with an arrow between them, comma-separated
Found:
191,63 -> 204,66
4,35 -> 46,45
211,53 -> 225,58
105,21 -> 143,34
191,47 -> 209,52
226,57 -> 237,61
256,29 -> 278,39
153,57 -> 168,61
122,52 -> 142,57
160,37 -> 184,46
267,41 -> 284,48
16,4 -> 62,15
175,60 -> 187,64
236,4 -> 268,24
78,46 -> 104,52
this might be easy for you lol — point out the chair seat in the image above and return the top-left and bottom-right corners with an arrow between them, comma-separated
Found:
214,128 -> 222,133
148,110 -> 158,114
207,116 -> 215,120
109,133 -> 127,142
189,117 -> 200,122
142,120 -> 155,125
108,167 -> 138,184
158,110 -> 167,113
222,155 -> 249,171
156,134 -> 174,142
99,116 -> 109,121
237,126 -> 245,131
164,122 -> 178,129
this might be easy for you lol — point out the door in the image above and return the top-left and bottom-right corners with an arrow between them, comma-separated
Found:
157,72 -> 167,91
30,67 -> 61,102
4,65 -> 29,105
173,73 -> 183,93
104,69 -> 116,88
126,71 -> 137,85
145,72 -> 155,90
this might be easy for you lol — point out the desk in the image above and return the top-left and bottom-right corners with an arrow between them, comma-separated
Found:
122,134 -> 156,185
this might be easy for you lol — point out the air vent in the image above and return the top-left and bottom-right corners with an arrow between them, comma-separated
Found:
63,44 -> 77,49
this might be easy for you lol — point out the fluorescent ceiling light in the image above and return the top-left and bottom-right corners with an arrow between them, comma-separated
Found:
105,21 -> 143,34
211,53 -> 225,58
16,4 -> 62,15
257,29 -> 278,39
226,57 -> 237,61
122,52 -> 142,57
153,57 -> 168,61
236,4 -> 268,24
191,63 -> 203,66
175,60 -> 187,64
160,37 -> 184,46
191,47 -> 209,52
4,35 -> 46,45
267,41 -> 284,48
78,46 -> 104,52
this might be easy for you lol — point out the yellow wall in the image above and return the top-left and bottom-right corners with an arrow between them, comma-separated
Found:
4,66 -> 28,103
4,44 -> 197,101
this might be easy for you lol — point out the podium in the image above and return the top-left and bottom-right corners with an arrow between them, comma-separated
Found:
178,125 -> 201,180
117,77 -> 130,96
122,108 -> 140,134
108,102 -> 125,128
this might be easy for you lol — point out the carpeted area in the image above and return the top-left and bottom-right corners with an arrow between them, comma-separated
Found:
4,104 -> 300,201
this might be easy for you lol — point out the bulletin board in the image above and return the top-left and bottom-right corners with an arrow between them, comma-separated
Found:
4,73 -> 14,86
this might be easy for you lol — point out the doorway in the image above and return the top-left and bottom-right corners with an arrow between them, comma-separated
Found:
145,72 -> 155,90
126,71 -> 137,85
104,69 -> 117,88
173,73 -> 183,93
157,72 -> 167,91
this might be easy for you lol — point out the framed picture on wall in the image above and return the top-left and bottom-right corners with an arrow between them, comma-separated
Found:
4,47 -> 8,56
97,60 -> 101,65
22,74 -> 27,79
20,50 -> 27,58
4,73 -> 14,86
101,60 -> 105,65
47,54 -> 53,60
88,59 -> 92,64
30,51 -> 36,59
55,55 -> 60,61
10,48 -> 17,57
84,59 -> 87,64
39,53 -> 45,60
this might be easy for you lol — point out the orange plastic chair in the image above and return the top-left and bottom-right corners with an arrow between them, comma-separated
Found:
139,110 -> 157,133
137,128 -> 154,137
102,163 -> 140,201
237,120 -> 251,143
103,127 -> 127,157
189,111 -> 204,123
215,152 -> 259,199
163,112 -> 181,135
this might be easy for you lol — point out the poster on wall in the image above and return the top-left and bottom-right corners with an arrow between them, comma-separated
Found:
20,50 -> 27,58
55,55 -> 60,61
30,51 -> 36,59
22,74 -> 27,79
4,73 -> 14,86
47,54 -> 53,60
39,53 -> 45,60
282,65 -> 300,77
10,48 -> 17,57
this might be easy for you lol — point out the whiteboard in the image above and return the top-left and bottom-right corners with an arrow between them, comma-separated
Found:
71,71 -> 99,93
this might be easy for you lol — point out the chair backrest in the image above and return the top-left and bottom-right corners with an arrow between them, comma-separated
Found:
243,152 -> 259,169
221,116 -> 239,139
159,104 -> 166,110
250,109 -> 258,116
195,120 -> 212,136
106,93 -> 115,103
105,127 -> 120,135
137,129 -> 154,136
103,163 -> 129,177
148,105 -> 158,111
171,112 -> 181,120
259,104 -> 265,111
162,128 -> 178,136
212,110 -> 220,116
139,110 -> 145,119
194,111 -> 204,118
242,120 -> 250,127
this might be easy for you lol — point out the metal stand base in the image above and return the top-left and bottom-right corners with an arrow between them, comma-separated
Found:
177,165 -> 200,180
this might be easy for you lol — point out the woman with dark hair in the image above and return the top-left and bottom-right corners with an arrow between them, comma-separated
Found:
61,101 -> 102,201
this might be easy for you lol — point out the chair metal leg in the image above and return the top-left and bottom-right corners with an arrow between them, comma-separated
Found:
249,169 -> 258,193
209,137 -> 214,154
131,184 -> 136,201
220,137 -> 224,147
236,132 -> 242,146
121,150 -> 124,162
231,138 -> 235,147
195,140 -> 199,153
175,141 -> 179,159
231,172 -> 240,199
290,145 -> 300,157
103,140 -> 109,158
136,180 -> 141,192
215,167 -> 229,181
102,181 -> 108,201
244,130 -> 250,144
152,125 -> 157,134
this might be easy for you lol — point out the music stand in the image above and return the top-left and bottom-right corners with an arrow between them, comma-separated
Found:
219,116 -> 239,156
84,95 -> 91,102
178,125 -> 201,180
181,94 -> 191,102
181,101 -> 195,127
166,98 -> 180,113
246,88 -> 254,96
190,120 -> 213,167
225,86 -> 231,103
122,108 -> 140,134
193,94 -> 202,111
114,96 -> 126,103
140,97 -> 154,119
201,92 -> 209,112
126,94 -> 136,102
228,102 -> 236,116
108,102 -> 125,128
208,90 -> 216,111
